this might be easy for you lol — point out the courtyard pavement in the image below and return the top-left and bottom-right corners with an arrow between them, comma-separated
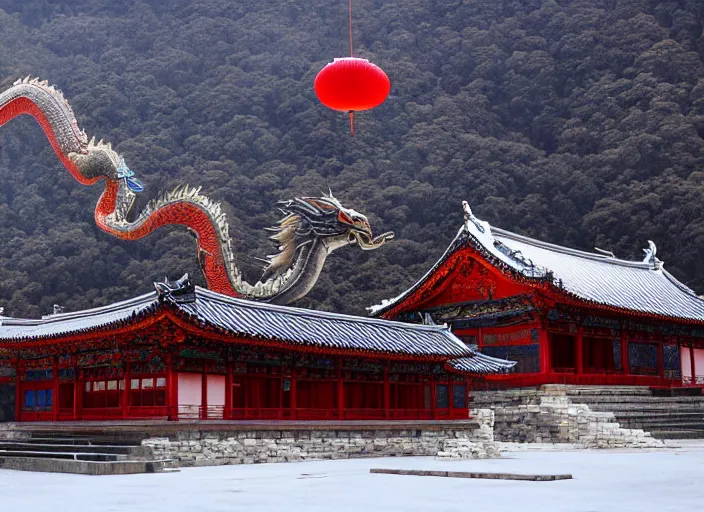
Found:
1,441 -> 702,512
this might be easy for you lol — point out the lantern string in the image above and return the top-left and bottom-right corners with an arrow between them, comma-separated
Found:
348,0 -> 353,57
348,0 -> 355,136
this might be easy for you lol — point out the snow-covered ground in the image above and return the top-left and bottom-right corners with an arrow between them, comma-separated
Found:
2,442 -> 703,512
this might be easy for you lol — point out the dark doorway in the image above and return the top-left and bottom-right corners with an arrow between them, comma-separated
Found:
550,333 -> 576,371
583,337 -> 615,372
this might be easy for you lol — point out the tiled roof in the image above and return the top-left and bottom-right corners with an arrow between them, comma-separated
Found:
0,286 -> 475,358
370,201 -> 704,323
0,283 -> 519,372
175,287 -> 472,358
0,293 -> 158,341
447,352 -> 517,374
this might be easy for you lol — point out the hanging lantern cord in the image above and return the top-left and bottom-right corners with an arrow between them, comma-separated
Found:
348,0 -> 354,57
348,0 -> 354,136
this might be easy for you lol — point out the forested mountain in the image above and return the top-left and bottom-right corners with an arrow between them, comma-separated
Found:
0,0 -> 703,318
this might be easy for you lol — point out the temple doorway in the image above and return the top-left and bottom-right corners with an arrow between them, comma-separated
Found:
550,333 -> 576,372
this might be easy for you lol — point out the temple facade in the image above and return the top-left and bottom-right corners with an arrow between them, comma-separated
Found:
370,202 -> 704,390
0,279 -> 514,422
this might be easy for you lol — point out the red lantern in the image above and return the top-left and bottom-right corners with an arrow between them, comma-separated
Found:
314,57 -> 390,135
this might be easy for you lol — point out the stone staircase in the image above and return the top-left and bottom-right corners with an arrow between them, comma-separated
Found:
0,431 -> 174,474
564,386 -> 704,440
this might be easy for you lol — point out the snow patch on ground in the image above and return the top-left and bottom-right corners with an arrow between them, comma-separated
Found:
1,442 -> 703,512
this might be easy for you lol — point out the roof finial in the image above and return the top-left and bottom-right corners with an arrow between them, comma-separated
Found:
52,304 -> 65,315
154,273 -> 196,302
462,200 -> 491,236
642,240 -> 662,268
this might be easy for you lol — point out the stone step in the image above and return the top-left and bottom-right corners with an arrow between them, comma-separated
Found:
0,441 -> 150,456
564,387 -> 653,396
650,430 -> 704,440
614,411 -> 704,421
626,422 -> 704,431
568,396 -> 704,404
0,456 -> 168,475
0,449 -> 128,462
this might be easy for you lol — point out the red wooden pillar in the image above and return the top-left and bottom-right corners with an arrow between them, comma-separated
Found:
430,375 -> 437,419
656,338 -> 665,381
76,365 -> 84,421
166,354 -> 176,421
691,343 -> 697,385
201,360 -> 208,420
290,367 -> 297,420
576,327 -> 584,375
337,363 -> 344,420
224,360 -> 233,421
540,329 -> 550,374
621,332 -> 630,377
52,357 -> 59,421
72,361 -> 80,421
466,378 -> 471,418
14,362 -> 22,422
448,378 -> 455,419
383,366 -> 390,419
122,362 -> 130,419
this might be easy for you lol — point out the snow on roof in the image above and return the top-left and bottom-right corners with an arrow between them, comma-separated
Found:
369,201 -> 704,323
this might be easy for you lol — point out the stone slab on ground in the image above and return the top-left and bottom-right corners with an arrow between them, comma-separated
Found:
370,468 -> 572,481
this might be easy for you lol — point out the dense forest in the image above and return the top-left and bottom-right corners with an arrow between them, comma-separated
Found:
0,0 -> 703,318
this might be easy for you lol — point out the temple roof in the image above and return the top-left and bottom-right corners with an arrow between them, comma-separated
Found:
0,285 -> 481,360
370,201 -> 704,323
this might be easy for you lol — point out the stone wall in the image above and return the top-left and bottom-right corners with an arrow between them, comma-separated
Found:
143,413 -> 499,467
472,386 -> 664,449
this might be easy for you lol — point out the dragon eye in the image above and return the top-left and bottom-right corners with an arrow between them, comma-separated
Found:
338,211 -> 353,224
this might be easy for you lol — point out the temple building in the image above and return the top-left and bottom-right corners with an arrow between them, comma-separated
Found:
0,277 -> 514,422
370,202 -> 704,389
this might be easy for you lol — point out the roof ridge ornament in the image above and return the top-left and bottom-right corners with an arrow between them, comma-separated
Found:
642,240 -> 663,269
594,247 -> 615,258
462,201 -> 492,237
154,273 -> 197,303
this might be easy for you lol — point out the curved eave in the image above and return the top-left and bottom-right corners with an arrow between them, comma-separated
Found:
445,352 -> 518,376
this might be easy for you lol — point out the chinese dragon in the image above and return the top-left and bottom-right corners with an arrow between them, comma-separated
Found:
0,77 -> 394,304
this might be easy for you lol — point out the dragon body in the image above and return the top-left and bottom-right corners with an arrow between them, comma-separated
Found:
0,78 -> 393,304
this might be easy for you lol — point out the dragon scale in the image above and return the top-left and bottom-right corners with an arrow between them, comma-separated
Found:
0,78 -> 393,304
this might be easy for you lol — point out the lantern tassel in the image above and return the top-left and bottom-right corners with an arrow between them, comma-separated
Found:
349,111 -> 355,136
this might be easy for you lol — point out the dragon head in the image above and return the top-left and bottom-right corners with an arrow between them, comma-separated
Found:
262,194 -> 394,280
